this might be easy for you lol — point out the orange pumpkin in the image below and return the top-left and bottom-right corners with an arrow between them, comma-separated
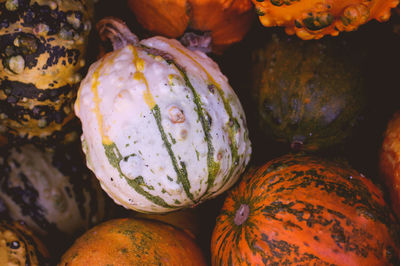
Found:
127,0 -> 255,53
59,218 -> 206,265
252,0 -> 399,40
212,154 -> 400,265
380,111 -> 400,219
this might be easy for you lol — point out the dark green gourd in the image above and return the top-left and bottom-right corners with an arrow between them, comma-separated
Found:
252,33 -> 366,151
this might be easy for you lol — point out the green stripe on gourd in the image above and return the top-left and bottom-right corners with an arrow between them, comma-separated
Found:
151,104 -> 194,202
103,142 -> 175,209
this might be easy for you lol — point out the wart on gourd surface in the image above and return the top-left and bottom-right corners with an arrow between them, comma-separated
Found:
75,18 -> 251,213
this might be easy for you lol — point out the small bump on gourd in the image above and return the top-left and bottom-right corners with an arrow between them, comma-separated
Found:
48,1 -> 57,10
168,106 -> 185,123
180,129 -> 188,140
8,55 -> 25,74
38,119 -> 47,128
33,23 -> 50,36
59,27 -> 74,40
5,0 -> 18,11
67,13 -> 82,30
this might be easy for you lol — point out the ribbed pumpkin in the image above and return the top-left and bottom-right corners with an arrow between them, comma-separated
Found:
127,0 -> 255,53
75,18 -> 251,213
0,0 -> 93,143
380,111 -> 400,219
0,221 -> 49,266
211,154 -> 400,265
0,143 -> 105,240
252,0 -> 399,40
59,218 -> 206,265
252,33 -> 366,151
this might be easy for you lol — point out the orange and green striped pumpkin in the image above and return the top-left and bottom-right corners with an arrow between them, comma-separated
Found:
211,154 -> 400,265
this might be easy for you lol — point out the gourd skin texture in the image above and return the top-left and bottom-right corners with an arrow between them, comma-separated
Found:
252,0 -> 399,40
380,111 -> 400,219
75,36 -> 251,213
0,221 -> 49,266
0,144 -> 105,239
252,34 -> 365,151
211,154 -> 400,265
59,218 -> 206,265
127,0 -> 255,53
0,0 -> 93,142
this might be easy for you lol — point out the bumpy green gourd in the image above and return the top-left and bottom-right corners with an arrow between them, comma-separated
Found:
252,33 -> 366,151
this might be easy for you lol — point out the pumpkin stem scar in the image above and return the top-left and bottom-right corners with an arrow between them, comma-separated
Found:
234,204 -> 250,225
96,17 -> 139,51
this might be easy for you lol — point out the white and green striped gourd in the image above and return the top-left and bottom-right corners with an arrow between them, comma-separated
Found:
75,18 -> 252,213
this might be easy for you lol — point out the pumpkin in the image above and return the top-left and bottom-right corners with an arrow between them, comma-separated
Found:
380,111 -> 400,219
0,143 -> 106,241
127,0 -> 255,53
211,154 -> 400,265
0,0 -> 94,143
0,221 -> 49,266
251,0 -> 399,40
59,218 -> 206,265
252,33 -> 366,151
75,18 -> 251,213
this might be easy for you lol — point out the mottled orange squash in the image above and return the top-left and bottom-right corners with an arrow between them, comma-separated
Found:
212,154 -> 400,265
380,111 -> 400,219
252,0 -> 399,40
59,218 -> 206,265
127,0 -> 255,53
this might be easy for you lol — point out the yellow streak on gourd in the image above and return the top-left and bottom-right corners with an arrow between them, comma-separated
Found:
129,45 -> 156,109
171,45 -> 221,91
90,56 -> 112,145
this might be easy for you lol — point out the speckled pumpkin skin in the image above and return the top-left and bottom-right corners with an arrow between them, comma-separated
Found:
0,221 -> 49,266
0,143 -> 106,240
252,0 -> 399,40
380,111 -> 400,220
211,154 -> 400,265
0,0 -> 93,142
59,218 -> 206,265
252,33 -> 366,151
127,0 -> 254,53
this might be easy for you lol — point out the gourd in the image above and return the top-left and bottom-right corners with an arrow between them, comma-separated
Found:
127,0 -> 255,53
0,143 -> 106,240
0,0 -> 94,143
75,18 -> 252,213
251,0 -> 399,40
380,111 -> 400,219
58,218 -> 206,265
0,221 -> 49,266
252,33 -> 366,151
211,154 -> 400,265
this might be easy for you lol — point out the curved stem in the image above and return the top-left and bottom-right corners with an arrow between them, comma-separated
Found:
96,17 -> 139,51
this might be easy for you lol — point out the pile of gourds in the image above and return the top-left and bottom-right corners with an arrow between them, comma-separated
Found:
1,0 -> 400,265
